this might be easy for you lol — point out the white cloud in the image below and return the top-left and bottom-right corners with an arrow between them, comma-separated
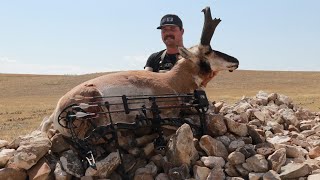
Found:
0,52 -> 152,75
0,57 -> 17,63
122,53 -> 150,69
123,54 -> 149,63
0,57 -> 118,75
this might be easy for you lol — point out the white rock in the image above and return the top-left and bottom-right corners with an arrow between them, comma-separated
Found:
193,165 -> 211,180
200,156 -> 225,168
85,152 -> 120,178
6,130 -> 51,170
199,135 -> 228,160
0,149 -> 15,167
228,152 -> 245,165
166,123 -> 199,167
225,118 -> 248,137
267,148 -> 286,173
0,140 -> 9,148
308,173 -> 320,180
280,109 -> 299,126
280,163 -> 311,179
245,154 -> 269,173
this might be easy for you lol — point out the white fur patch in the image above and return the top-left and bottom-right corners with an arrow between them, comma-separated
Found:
101,85 -> 154,97
193,75 -> 203,88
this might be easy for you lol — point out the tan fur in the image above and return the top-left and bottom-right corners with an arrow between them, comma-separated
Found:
50,58 -> 203,137
40,45 -> 238,137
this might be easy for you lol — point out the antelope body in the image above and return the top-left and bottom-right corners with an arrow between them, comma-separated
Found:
40,7 -> 239,137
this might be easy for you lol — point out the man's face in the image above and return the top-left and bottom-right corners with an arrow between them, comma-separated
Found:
161,25 -> 184,47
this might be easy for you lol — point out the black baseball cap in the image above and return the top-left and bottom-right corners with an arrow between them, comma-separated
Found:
157,14 -> 183,29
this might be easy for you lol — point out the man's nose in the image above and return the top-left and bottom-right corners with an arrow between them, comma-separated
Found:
163,31 -> 171,35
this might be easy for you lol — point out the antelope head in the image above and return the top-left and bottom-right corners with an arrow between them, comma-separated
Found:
179,7 -> 239,77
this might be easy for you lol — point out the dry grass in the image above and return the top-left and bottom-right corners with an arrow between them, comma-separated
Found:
1,70 -> 319,141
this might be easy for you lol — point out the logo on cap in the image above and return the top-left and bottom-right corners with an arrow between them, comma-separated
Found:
161,17 -> 174,23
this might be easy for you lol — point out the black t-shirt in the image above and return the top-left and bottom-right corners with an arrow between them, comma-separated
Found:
144,50 -> 178,72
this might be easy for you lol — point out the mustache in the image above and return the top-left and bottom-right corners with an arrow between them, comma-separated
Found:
164,35 -> 175,40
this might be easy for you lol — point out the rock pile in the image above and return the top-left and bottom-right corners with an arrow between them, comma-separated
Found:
1,91 -> 320,180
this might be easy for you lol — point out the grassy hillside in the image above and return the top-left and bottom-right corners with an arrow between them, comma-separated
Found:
1,70 -> 319,140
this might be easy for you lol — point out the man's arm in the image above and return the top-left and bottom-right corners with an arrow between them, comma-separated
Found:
144,56 -> 154,71
144,67 -> 153,71
144,52 -> 159,72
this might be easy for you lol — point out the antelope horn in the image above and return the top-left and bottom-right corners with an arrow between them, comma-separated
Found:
200,7 -> 221,46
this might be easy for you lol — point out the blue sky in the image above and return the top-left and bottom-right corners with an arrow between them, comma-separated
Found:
0,0 -> 319,75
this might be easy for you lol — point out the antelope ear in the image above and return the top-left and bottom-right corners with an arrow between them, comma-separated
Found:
178,47 -> 197,62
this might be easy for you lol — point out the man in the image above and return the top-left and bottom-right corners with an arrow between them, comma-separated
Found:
144,14 -> 184,72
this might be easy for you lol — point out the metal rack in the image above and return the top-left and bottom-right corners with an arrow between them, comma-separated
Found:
58,89 -> 210,175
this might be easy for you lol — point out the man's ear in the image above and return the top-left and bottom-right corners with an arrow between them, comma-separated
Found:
178,47 -> 197,63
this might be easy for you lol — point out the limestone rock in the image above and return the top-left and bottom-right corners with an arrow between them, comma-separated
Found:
253,111 -> 266,122
312,124 -> 320,132
267,93 -> 278,102
276,94 -> 292,106
200,156 -> 225,168
248,172 -> 264,180
0,167 -> 27,180
199,135 -> 228,159
280,109 -> 299,126
0,149 -> 15,167
193,165 -> 210,180
267,148 -> 286,173
7,130 -> 51,170
60,150 -> 84,178
300,124 -> 312,131
206,113 -> 227,136
255,91 -> 269,106
235,164 -> 250,177
233,101 -> 253,114
166,124 -> 199,167
228,140 -> 245,152
279,163 -> 311,179
247,125 -> 264,144
309,146 -> 320,159
0,140 -> 9,148
134,173 -> 153,180
141,161 -> 158,177
263,170 -> 281,180
212,101 -> 225,113
50,133 -> 70,153
308,173 -> 320,180
245,154 -> 269,173
27,157 -> 51,180
155,173 -> 169,180
216,135 -> 231,147
228,152 -> 245,165
54,161 -> 72,180
267,135 -> 291,145
85,151 -> 120,178
301,130 -> 316,137
275,144 -> 307,158
238,144 -> 256,158
226,177 -> 245,180
225,162 -> 240,177
168,163 -> 190,180
225,118 -> 248,137
255,142 -> 275,156
206,167 -> 225,180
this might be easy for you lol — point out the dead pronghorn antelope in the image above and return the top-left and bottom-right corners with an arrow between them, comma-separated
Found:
40,7 -> 239,137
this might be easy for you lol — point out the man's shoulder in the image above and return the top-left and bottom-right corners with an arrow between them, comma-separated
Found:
148,49 -> 166,60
